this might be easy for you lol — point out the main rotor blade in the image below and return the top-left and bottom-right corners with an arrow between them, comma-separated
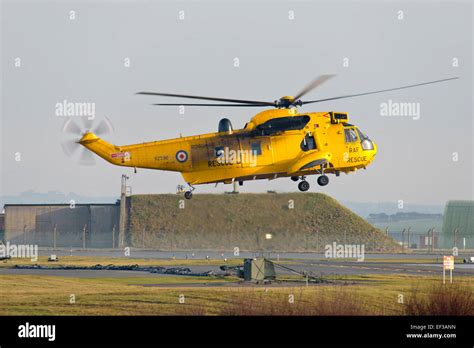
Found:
294,74 -> 336,100
302,77 -> 459,105
137,92 -> 274,106
151,103 -> 271,107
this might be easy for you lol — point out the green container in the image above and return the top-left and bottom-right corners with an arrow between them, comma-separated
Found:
250,258 -> 276,281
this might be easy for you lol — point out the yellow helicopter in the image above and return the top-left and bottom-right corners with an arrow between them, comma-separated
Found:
64,75 -> 457,199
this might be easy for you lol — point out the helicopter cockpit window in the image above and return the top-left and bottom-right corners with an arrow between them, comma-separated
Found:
344,128 -> 358,143
356,129 -> 369,140
301,134 -> 317,151
256,115 -> 310,136
356,128 -> 374,150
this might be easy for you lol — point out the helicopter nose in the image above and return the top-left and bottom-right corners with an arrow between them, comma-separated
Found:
371,141 -> 377,160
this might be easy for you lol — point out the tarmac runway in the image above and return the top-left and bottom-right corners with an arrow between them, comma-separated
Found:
2,250 -> 473,279
35,248 -> 473,261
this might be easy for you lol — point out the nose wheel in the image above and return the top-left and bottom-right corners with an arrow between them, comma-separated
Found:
298,180 -> 310,192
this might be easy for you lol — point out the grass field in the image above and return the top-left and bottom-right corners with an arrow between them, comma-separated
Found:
1,272 -> 473,315
2,254 -> 473,316
316,257 -> 467,264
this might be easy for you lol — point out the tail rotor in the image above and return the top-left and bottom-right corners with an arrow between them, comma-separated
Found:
60,117 -> 114,166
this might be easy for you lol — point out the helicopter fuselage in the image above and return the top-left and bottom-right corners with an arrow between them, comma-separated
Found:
79,108 -> 377,186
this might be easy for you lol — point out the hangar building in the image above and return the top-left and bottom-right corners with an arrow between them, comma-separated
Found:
3,203 -> 120,248
442,200 -> 474,249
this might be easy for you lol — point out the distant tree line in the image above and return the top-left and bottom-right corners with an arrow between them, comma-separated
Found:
367,212 -> 443,223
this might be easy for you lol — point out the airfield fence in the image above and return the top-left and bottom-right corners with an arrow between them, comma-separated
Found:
3,226 -> 472,251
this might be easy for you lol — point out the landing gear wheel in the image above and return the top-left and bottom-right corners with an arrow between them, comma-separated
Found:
290,176 -> 299,182
184,191 -> 193,200
298,180 -> 310,192
317,175 -> 329,186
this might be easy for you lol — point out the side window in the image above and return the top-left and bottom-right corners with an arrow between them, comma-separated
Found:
251,142 -> 262,155
301,134 -> 317,151
257,116 -> 310,135
344,128 -> 358,143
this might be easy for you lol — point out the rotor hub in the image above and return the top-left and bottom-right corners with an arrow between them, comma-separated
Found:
275,96 -> 302,108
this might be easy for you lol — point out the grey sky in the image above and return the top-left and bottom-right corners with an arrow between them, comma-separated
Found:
1,0 -> 472,205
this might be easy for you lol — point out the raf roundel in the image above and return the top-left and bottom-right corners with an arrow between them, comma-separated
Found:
175,150 -> 188,163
